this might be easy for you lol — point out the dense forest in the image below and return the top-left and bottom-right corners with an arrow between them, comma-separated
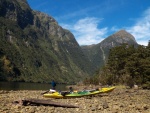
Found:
84,41 -> 150,89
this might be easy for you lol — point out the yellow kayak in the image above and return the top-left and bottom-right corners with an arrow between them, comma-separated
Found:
86,86 -> 115,95
44,92 -> 64,99
43,86 -> 115,99
99,86 -> 115,93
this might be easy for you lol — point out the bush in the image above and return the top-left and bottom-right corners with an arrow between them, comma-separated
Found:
142,82 -> 150,89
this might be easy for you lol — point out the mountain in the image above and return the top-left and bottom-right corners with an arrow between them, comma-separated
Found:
0,0 -> 92,83
0,0 -> 140,83
81,30 -> 138,72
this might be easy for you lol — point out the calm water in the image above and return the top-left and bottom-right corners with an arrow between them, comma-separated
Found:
0,82 -> 67,91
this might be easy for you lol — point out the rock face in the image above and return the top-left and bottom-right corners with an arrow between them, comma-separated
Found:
100,30 -> 137,48
0,0 -> 34,29
81,30 -> 138,71
0,0 -> 92,83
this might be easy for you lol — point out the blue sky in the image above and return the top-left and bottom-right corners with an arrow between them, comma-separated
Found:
27,0 -> 150,46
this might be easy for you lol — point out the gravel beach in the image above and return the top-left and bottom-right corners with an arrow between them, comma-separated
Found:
0,86 -> 149,113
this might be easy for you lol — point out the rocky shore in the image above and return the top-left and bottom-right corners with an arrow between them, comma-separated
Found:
0,86 -> 149,113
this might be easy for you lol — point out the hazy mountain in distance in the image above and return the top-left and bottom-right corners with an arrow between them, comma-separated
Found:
81,30 -> 139,72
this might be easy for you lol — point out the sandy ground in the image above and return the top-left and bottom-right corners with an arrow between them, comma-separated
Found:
0,86 -> 150,113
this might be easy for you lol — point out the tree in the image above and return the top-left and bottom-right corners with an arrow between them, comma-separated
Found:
95,42 -> 150,88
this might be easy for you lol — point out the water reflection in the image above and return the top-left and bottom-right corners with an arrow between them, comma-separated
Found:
0,82 -> 67,91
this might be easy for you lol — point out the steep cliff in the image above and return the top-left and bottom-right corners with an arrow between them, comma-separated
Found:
0,0 -> 92,83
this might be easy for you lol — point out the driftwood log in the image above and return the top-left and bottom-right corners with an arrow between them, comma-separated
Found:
13,98 -> 79,108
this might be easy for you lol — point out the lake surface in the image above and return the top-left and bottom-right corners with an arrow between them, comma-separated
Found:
0,82 -> 67,91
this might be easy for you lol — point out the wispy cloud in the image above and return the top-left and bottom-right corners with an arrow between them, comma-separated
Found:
61,17 -> 108,45
56,0 -> 124,23
34,1 -> 49,9
127,7 -> 150,46
60,7 -> 150,46
55,5 -> 99,22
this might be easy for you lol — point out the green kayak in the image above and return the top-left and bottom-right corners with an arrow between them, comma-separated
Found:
43,86 -> 115,98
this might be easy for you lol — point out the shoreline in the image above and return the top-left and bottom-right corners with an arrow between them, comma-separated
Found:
0,86 -> 150,113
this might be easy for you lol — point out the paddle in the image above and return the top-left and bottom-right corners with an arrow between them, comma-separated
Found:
41,89 -> 57,95
41,90 -> 49,95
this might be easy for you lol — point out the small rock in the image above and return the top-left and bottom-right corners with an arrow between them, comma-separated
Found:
142,104 -> 149,110
134,85 -> 139,89
135,104 -> 142,110
97,105 -> 103,110
91,107 -> 96,111
113,105 -> 120,110
28,107 -> 36,113
102,101 -> 109,109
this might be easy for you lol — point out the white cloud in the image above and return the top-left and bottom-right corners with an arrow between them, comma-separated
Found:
61,17 -> 108,45
110,26 -> 119,32
61,8 -> 150,46
127,7 -> 150,46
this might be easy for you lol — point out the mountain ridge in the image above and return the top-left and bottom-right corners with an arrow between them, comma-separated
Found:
0,0 -> 139,83
81,29 -> 138,72
0,0 -> 92,83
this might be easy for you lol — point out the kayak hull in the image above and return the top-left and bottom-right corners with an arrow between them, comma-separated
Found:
43,86 -> 115,99
43,92 -> 63,98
